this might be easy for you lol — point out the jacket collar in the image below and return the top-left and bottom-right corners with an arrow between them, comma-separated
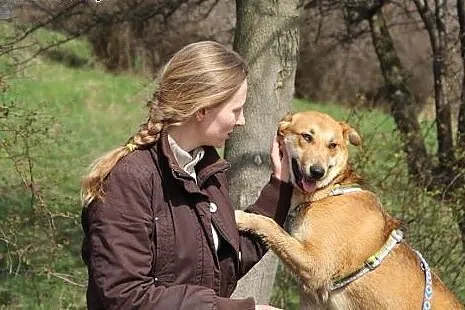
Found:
157,129 -> 230,187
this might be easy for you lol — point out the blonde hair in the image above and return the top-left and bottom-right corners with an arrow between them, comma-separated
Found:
81,41 -> 248,203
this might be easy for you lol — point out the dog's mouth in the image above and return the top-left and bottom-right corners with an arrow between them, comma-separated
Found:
291,158 -> 317,193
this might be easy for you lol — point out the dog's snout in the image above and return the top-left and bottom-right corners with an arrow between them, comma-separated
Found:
310,165 -> 325,179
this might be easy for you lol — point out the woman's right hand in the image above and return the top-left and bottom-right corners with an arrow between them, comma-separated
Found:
256,305 -> 283,310
270,134 -> 290,182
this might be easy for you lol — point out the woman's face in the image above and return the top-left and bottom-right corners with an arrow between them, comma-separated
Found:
197,79 -> 247,148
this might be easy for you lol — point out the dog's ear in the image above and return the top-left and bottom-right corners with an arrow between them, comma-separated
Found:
340,122 -> 362,146
278,112 -> 293,136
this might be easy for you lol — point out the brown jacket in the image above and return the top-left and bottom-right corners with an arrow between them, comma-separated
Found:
81,131 -> 292,310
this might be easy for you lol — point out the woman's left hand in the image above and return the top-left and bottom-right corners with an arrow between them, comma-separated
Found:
270,134 -> 290,182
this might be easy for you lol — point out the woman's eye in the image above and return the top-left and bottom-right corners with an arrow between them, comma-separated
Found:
328,142 -> 337,149
301,133 -> 313,142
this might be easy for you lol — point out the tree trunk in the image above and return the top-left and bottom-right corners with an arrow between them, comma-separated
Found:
456,0 -> 465,255
227,0 -> 300,304
368,8 -> 430,181
414,0 -> 455,175
458,0 -> 465,156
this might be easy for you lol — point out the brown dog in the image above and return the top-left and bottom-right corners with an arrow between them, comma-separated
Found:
236,111 -> 463,309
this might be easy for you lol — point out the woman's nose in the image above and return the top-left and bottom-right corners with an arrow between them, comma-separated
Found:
236,111 -> 245,126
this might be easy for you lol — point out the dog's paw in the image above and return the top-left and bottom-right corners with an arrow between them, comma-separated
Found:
235,210 -> 254,231
235,210 -> 267,232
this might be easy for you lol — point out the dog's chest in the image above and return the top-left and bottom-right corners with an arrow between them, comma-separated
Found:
285,203 -> 310,238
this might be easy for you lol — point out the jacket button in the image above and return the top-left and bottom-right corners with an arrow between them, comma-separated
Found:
154,217 -> 159,221
154,277 -> 159,281
209,202 -> 217,213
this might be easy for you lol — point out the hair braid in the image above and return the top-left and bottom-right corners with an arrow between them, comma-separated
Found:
131,119 -> 163,147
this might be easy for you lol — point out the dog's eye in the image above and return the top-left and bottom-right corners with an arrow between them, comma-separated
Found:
328,142 -> 338,149
301,133 -> 313,142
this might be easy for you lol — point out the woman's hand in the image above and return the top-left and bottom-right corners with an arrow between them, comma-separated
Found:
270,134 -> 290,182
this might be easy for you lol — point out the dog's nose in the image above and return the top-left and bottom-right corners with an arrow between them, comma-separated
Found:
310,165 -> 325,179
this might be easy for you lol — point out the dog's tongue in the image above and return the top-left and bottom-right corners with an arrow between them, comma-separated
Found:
302,180 -> 317,193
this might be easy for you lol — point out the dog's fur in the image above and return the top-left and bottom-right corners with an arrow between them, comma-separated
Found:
236,111 -> 463,309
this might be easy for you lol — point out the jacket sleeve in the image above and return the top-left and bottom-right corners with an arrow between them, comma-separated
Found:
85,163 -> 255,310
238,175 -> 293,276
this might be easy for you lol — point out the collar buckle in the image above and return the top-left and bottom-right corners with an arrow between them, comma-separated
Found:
365,256 -> 381,270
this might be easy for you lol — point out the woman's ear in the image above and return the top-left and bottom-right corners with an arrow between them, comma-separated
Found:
196,108 -> 206,121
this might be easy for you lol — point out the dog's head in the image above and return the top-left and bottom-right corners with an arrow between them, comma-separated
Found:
279,111 -> 361,194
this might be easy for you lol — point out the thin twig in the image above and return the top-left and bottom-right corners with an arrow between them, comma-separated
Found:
48,272 -> 86,288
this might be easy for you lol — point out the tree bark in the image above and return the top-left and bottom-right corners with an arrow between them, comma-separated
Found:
227,0 -> 300,304
414,0 -> 455,174
458,0 -> 465,155
456,0 -> 465,255
368,8 -> 430,181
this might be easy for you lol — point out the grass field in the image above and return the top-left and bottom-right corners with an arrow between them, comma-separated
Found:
1,28 -> 464,309
0,31 -> 152,308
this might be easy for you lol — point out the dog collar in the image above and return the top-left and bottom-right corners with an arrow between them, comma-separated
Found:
329,229 -> 403,291
329,183 -> 363,196
295,183 -> 363,206
415,250 -> 433,310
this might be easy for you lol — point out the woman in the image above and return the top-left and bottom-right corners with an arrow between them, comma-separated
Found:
81,41 -> 292,310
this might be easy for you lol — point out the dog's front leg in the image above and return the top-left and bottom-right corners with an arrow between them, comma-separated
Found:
235,210 -> 325,288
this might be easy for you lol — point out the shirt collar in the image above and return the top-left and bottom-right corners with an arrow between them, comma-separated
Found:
167,134 -> 205,177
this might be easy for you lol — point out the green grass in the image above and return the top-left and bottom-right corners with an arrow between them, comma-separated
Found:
1,26 -> 152,308
2,64 -> 149,211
